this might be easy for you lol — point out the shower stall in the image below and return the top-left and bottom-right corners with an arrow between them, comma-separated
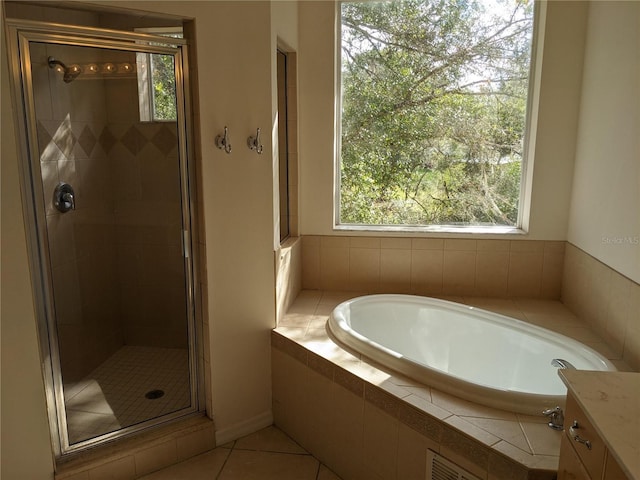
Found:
6,17 -> 203,457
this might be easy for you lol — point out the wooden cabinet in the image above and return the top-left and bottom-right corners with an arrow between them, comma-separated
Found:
558,433 -> 591,480
558,390 -> 633,480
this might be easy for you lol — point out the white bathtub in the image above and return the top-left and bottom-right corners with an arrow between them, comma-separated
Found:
327,294 -> 616,415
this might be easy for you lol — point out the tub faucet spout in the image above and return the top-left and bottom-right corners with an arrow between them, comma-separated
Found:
551,358 -> 575,369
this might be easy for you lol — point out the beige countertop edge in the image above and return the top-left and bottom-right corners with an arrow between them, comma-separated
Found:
559,369 -> 640,480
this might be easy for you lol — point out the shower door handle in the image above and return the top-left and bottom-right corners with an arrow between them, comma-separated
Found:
54,182 -> 75,213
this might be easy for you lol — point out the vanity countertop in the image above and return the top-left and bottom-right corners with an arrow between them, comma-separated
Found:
559,370 -> 640,480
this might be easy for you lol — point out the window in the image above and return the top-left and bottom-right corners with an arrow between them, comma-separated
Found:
136,28 -> 182,122
338,0 -> 536,229
277,50 -> 291,242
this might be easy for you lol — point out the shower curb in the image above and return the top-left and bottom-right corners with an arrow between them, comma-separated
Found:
54,415 -> 215,479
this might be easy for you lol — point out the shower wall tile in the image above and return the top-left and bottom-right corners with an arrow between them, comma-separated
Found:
77,124 -> 98,157
99,126 -> 118,153
121,125 -> 146,155
41,161 -> 60,216
301,236 -> 564,299
150,124 -> 179,154
105,79 -> 139,123
31,51 -> 54,120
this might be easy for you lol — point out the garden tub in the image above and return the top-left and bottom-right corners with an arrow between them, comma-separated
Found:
327,294 -> 616,415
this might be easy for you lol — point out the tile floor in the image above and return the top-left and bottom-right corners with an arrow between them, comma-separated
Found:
139,425 -> 342,480
64,346 -> 191,444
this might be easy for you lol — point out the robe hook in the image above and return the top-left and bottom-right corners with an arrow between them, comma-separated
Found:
247,128 -> 263,155
215,126 -> 232,154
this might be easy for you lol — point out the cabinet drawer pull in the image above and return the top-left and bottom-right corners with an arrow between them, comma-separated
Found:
569,421 -> 592,450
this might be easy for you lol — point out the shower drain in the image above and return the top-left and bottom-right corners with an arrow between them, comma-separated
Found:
145,389 -> 165,400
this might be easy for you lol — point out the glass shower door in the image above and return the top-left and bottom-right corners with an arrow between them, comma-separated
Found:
22,34 -> 198,451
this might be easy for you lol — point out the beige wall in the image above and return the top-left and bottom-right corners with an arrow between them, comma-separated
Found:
567,1 -> 640,284
298,1 -> 588,240
1,4 -> 56,478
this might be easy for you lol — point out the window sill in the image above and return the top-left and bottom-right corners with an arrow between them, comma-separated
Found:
333,224 -> 527,236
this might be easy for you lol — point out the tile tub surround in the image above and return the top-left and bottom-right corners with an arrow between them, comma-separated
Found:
272,291 -> 633,480
301,236 -> 565,299
562,243 -> 640,371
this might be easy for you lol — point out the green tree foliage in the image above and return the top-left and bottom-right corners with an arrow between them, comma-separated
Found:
340,0 -> 534,226
151,53 -> 177,121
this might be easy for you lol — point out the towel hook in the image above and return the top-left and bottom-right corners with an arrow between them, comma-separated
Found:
215,126 -> 232,154
247,128 -> 263,155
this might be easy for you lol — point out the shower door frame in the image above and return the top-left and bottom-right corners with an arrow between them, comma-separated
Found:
5,19 -> 204,458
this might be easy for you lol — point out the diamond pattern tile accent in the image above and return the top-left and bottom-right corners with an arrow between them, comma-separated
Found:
99,127 -> 117,154
36,120 -> 53,154
52,118 -> 77,159
78,125 -> 97,156
151,124 -> 178,154
121,125 -> 145,155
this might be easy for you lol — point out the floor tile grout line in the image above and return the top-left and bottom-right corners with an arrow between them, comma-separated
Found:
231,446 -> 314,456
215,441 -> 235,480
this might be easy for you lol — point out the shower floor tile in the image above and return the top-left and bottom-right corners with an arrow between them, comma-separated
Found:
64,345 -> 191,445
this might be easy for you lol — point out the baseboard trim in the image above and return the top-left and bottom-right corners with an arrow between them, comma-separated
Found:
214,410 -> 273,445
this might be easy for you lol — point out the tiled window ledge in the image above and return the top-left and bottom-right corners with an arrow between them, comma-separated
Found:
272,290 -> 631,480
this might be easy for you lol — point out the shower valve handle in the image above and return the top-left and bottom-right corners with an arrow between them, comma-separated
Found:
54,182 -> 76,213
62,192 -> 75,210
